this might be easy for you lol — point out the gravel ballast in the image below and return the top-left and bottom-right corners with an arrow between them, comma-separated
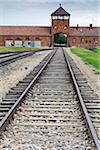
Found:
65,48 -> 100,98
0,51 -> 52,103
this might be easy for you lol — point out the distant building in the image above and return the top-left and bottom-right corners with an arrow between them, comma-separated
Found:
0,5 -> 100,48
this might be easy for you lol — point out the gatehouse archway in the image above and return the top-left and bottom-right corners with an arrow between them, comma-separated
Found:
54,33 -> 67,47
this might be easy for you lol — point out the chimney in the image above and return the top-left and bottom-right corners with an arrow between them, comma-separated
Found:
76,24 -> 79,29
89,24 -> 93,29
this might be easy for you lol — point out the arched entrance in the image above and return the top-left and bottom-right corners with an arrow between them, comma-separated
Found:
54,33 -> 67,47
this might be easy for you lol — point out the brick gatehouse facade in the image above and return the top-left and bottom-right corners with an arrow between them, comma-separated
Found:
0,5 -> 100,48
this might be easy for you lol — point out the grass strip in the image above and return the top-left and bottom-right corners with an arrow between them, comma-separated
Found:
70,48 -> 100,70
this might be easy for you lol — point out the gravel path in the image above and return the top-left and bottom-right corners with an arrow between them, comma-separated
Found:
65,48 -> 100,98
0,51 -> 52,103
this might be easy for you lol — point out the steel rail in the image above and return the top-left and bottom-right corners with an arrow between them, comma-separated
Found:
0,53 -> 20,59
0,48 -> 52,55
0,51 -> 34,67
0,49 -> 52,67
63,48 -> 100,150
0,49 -> 56,134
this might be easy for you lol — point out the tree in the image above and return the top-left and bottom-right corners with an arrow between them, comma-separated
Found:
54,33 -> 67,44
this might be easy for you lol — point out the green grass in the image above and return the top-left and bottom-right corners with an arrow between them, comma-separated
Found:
0,47 -> 42,52
70,48 -> 100,70
95,71 -> 100,75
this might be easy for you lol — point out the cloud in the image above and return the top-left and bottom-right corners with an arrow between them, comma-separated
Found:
0,0 -> 98,11
0,0 -> 98,3
0,0 -> 99,26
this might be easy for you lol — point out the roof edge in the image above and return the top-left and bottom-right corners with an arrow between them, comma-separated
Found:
51,6 -> 70,16
0,25 -> 51,28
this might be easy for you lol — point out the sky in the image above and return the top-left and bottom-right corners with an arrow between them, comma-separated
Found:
0,0 -> 99,27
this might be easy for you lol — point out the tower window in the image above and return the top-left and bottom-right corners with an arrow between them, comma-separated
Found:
52,16 -> 54,19
54,25 -> 57,29
64,16 -> 69,19
52,16 -> 57,20
60,16 -> 63,20
64,26 -> 67,30
58,15 -> 61,19
55,16 -> 57,19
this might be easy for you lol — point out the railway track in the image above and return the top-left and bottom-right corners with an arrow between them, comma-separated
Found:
0,49 -> 51,67
0,48 -> 100,149
0,51 -> 32,59
0,53 -> 16,59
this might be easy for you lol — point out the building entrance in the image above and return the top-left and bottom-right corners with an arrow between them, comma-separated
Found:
54,33 -> 67,47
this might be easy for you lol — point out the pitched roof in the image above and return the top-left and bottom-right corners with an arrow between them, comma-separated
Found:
51,6 -> 70,16
0,26 -> 51,36
0,26 -> 99,37
69,27 -> 100,36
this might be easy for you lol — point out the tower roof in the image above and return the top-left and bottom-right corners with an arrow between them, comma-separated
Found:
51,5 -> 70,16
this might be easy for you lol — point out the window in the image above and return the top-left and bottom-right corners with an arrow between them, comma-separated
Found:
35,37 -> 40,40
89,40 -> 91,43
26,37 -> 30,40
58,15 -> 61,19
54,25 -> 57,29
93,39 -> 95,43
80,29 -> 83,32
80,38 -> 84,43
64,16 -> 69,19
52,16 -> 54,19
93,39 -> 98,44
60,16 -> 63,20
72,38 -> 76,43
55,16 -> 57,19
64,26 -> 67,30
16,37 -> 20,40
52,16 -> 57,20
85,40 -> 88,43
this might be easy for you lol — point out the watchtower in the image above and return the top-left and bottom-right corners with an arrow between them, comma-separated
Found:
51,4 -> 70,47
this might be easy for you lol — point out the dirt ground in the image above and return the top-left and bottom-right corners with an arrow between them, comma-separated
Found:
0,50 -> 52,103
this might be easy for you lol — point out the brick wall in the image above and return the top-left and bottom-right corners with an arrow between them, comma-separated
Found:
69,36 -> 100,48
0,35 -> 51,47
0,33 -> 100,48
52,19 -> 70,46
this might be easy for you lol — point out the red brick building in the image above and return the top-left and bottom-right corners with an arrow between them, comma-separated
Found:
0,5 -> 100,48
